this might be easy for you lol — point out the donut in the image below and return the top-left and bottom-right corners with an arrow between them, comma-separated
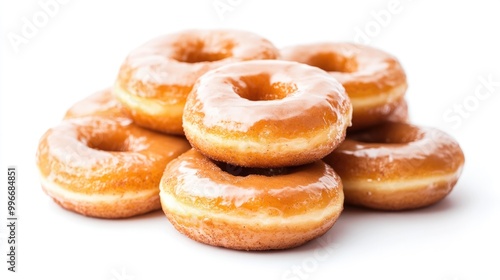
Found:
323,122 -> 465,210
114,29 -> 280,134
183,60 -> 353,168
386,98 -> 409,123
64,88 -> 126,119
36,116 -> 191,218
281,42 -> 407,130
159,149 -> 344,250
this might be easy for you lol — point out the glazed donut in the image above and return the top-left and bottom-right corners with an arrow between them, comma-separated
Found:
64,88 -> 126,119
281,42 -> 407,130
114,29 -> 280,134
183,60 -> 352,168
323,122 -> 465,210
386,98 -> 409,123
36,117 -> 191,218
159,149 -> 344,250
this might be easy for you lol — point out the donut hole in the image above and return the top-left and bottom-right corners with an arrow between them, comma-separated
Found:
182,50 -> 229,63
175,40 -> 232,63
215,161 -> 290,177
86,135 -> 129,152
350,123 -> 424,144
233,74 -> 297,101
307,52 -> 357,73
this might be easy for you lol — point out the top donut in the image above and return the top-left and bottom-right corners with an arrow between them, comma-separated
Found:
114,29 -> 280,134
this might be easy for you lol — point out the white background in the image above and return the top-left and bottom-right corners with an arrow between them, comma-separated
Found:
1,0 -> 500,279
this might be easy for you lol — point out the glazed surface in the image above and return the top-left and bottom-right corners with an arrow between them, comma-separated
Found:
386,98 -> 409,123
329,122 -> 464,179
64,88 -> 126,119
183,60 -> 352,167
117,29 -> 279,97
161,149 -> 343,216
160,149 -> 344,249
114,29 -> 279,134
281,42 -> 407,130
37,116 -> 191,195
323,122 -> 465,210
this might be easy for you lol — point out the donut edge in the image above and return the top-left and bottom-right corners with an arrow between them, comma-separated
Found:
159,190 -> 344,250
40,174 -> 161,219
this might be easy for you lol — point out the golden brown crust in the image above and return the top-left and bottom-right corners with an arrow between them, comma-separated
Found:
342,179 -> 458,211
281,42 -> 407,130
114,29 -> 280,134
323,122 -> 465,210
183,60 -> 352,167
160,149 -> 344,250
64,88 -> 127,119
347,96 -> 409,133
386,98 -> 409,123
164,207 -> 341,250
36,116 -> 191,218
42,184 -> 160,219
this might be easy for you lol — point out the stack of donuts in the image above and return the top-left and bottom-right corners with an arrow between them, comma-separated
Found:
36,29 -> 465,251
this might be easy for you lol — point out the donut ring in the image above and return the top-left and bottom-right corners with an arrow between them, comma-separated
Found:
183,60 -> 352,168
114,29 -> 280,134
323,122 -> 465,210
36,117 -> 191,218
64,88 -> 126,119
281,42 -> 407,130
159,149 -> 344,250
